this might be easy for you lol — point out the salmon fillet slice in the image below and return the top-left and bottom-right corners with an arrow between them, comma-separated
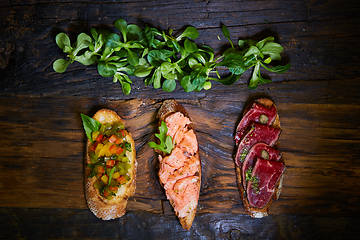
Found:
156,100 -> 201,230
164,154 -> 200,186
158,155 -> 176,185
163,147 -> 187,169
179,129 -> 198,156
165,112 -> 191,144
166,176 -> 200,218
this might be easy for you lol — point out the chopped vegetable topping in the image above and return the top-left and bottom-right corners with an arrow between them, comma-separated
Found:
82,115 -> 132,200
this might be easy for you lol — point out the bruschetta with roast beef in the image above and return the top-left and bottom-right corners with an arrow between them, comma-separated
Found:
81,109 -> 137,220
234,98 -> 285,218
149,100 -> 201,230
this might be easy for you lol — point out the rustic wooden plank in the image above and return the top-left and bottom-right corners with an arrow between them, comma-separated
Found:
0,96 -> 359,216
0,0 -> 358,236
0,1 -> 359,97
1,208 -> 359,240
4,0 -> 359,25
0,97 -> 165,211
1,0 -> 310,28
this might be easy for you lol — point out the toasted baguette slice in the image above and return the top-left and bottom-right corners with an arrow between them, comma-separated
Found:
157,100 -> 201,230
235,98 -> 284,218
85,109 -> 137,220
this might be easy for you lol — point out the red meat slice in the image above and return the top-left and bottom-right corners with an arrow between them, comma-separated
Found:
235,103 -> 277,145
247,158 -> 285,209
241,143 -> 281,189
235,123 -> 281,166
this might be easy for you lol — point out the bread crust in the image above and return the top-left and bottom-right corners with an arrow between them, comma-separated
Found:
157,100 -> 201,230
235,98 -> 284,218
85,109 -> 137,220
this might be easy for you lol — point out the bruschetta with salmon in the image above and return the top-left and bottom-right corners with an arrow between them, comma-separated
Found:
234,98 -> 285,218
149,100 -> 201,230
81,109 -> 137,220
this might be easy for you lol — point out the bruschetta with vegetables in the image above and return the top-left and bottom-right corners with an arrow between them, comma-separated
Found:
234,98 -> 285,218
149,100 -> 201,230
81,109 -> 136,220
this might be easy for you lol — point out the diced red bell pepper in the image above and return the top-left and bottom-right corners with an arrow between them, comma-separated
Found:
89,142 -> 98,152
103,190 -> 109,197
109,144 -> 117,154
115,138 -> 122,145
117,175 -> 126,184
116,147 -> 124,154
109,135 -> 118,143
106,160 -> 115,167
110,144 -> 124,155
96,134 -> 104,143
109,186 -> 118,192
118,130 -> 126,137
97,166 -> 105,174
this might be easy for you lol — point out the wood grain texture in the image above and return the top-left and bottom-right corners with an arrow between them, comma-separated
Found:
0,0 -> 360,238
0,96 -> 359,216
0,0 -> 359,98
1,208 -> 359,240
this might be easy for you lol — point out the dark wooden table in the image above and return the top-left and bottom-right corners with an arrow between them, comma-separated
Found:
1,0 -> 360,239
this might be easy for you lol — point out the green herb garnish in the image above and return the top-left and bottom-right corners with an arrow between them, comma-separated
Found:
148,121 -> 174,154
251,176 -> 260,194
108,166 -> 116,186
245,167 -> 260,194
80,113 -> 101,142
240,148 -> 249,163
245,167 -> 253,182
124,142 -> 132,152
54,19 -> 289,94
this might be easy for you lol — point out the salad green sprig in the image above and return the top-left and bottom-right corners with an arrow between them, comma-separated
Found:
53,19 -> 290,94
148,121 -> 174,154
216,25 -> 290,88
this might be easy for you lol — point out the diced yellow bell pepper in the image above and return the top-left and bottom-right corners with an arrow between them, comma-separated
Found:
101,175 -> 108,184
98,142 -> 113,157
120,156 -> 129,163
112,172 -> 120,179
92,131 -> 100,142
95,143 -> 104,156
